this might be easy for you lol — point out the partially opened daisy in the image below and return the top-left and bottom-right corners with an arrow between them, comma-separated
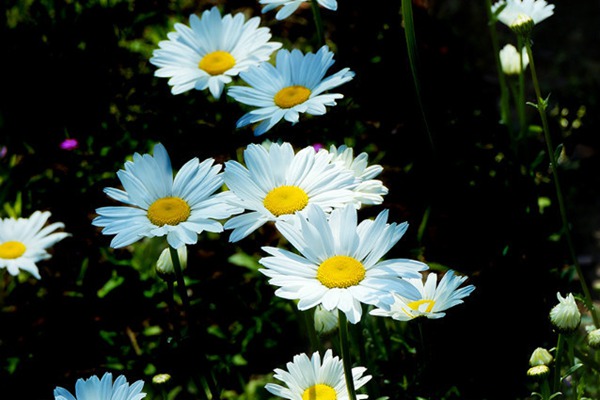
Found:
491,0 -> 554,30
222,141 -> 357,243
260,0 -> 337,21
54,372 -> 146,400
369,270 -> 475,321
149,6 -> 282,98
326,144 -> 388,206
0,211 -> 70,279
227,45 -> 355,136
265,349 -> 371,400
259,204 -> 428,324
92,143 -> 243,249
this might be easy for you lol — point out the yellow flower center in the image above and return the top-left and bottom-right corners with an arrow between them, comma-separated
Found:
317,255 -> 365,289
302,384 -> 337,400
263,186 -> 309,217
147,197 -> 191,226
0,241 -> 27,259
274,85 -> 311,108
199,50 -> 236,75
406,299 -> 435,313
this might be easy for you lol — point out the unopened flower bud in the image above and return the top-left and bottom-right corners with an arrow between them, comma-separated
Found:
549,292 -> 581,334
314,305 -> 338,335
152,373 -> 171,384
156,246 -> 187,280
527,365 -> 550,380
529,347 -> 553,366
587,329 -> 600,349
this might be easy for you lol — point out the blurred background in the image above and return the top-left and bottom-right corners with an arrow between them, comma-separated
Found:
1,0 -> 600,399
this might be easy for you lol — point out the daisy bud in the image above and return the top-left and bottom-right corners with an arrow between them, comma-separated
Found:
499,44 -> 529,75
313,305 -> 338,335
587,328 -> 600,349
529,347 -> 553,366
549,292 -> 581,334
152,373 -> 171,384
510,13 -> 535,36
156,246 -> 187,280
527,365 -> 550,380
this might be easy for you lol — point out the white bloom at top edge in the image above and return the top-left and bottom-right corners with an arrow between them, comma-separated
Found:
491,0 -> 554,27
149,6 -> 282,98
260,0 -> 338,21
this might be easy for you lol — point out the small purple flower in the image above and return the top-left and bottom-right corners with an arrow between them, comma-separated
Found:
312,143 -> 325,152
60,138 -> 79,150
0,146 -> 7,158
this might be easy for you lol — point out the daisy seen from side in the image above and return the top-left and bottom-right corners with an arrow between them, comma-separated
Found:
54,372 -> 146,400
227,45 -> 355,136
222,141 -> 358,243
265,349 -> 371,400
499,43 -> 529,75
326,144 -> 388,207
92,143 -> 243,249
258,204 -> 429,324
260,0 -> 337,21
149,6 -> 282,98
491,0 -> 554,28
369,269 -> 476,321
0,210 -> 70,279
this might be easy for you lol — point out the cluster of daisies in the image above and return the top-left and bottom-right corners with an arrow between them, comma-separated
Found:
149,6 -> 354,136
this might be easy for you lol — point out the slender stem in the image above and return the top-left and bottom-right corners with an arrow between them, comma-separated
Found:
401,0 -> 435,156
169,246 -> 190,312
304,308 -> 323,353
485,0 -> 511,128
309,0 -> 325,47
516,35 -> 527,142
523,39 -> 600,328
553,333 -> 565,393
338,310 -> 357,400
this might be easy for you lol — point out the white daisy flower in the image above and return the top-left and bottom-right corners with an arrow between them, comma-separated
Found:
259,204 -> 428,324
149,6 -> 282,98
227,45 -> 355,136
326,144 -> 388,207
369,270 -> 475,321
265,349 -> 371,400
491,0 -> 554,27
54,372 -> 146,400
499,44 -> 529,75
0,211 -> 70,279
222,141 -> 358,243
260,0 -> 338,21
92,143 -> 243,249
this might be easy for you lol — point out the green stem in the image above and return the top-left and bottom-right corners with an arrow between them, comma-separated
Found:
169,246 -> 190,312
523,39 -> 600,329
310,0 -> 325,47
516,35 -> 527,142
338,310 -> 357,400
401,0 -> 435,156
485,0 -> 511,128
553,333 -> 565,393
304,308 -> 323,353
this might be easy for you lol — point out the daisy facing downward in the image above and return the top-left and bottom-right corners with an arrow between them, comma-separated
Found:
92,143 -> 242,249
227,45 -> 355,136
0,211 -> 70,279
260,0 -> 338,21
149,6 -> 282,98
265,349 -> 371,400
258,204 -> 429,324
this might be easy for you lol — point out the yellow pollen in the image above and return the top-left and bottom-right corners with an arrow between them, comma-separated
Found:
263,186 -> 309,217
199,50 -> 235,75
147,197 -> 191,226
317,255 -> 365,289
407,299 -> 435,313
0,241 -> 27,259
302,384 -> 337,400
274,85 -> 311,108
